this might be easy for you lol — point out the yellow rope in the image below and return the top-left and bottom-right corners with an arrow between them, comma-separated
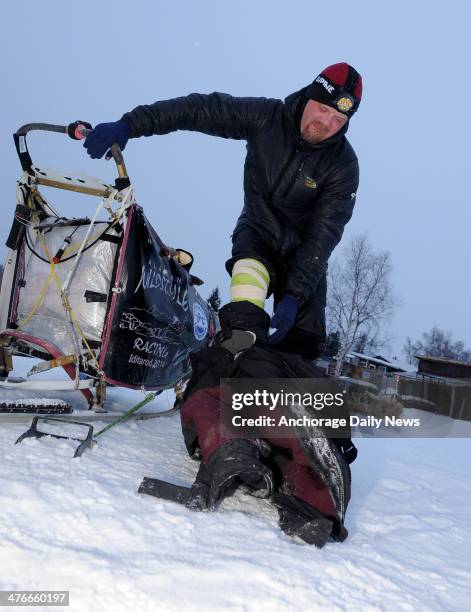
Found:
16,194 -> 125,369
16,265 -> 54,330
35,230 -> 99,368
15,224 -> 110,331
16,196 -> 54,330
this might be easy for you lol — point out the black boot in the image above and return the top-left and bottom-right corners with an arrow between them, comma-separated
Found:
272,493 -> 336,548
208,439 -> 274,509
188,439 -> 274,511
215,329 -> 256,355
185,439 -> 274,511
218,301 -> 271,346
185,461 -> 212,512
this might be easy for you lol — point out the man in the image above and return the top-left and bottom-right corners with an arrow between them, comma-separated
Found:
85,62 -> 362,359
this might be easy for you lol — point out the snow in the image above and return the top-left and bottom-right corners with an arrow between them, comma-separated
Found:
1,358 -> 470,611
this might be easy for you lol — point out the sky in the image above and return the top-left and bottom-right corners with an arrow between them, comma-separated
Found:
1,0 -> 470,361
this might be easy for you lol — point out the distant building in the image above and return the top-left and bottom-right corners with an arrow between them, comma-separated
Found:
320,351 -> 407,377
348,352 -> 407,375
416,355 -> 471,380
398,355 -> 471,420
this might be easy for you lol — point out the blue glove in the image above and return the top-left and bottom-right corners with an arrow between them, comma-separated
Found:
269,294 -> 298,344
83,119 -> 131,159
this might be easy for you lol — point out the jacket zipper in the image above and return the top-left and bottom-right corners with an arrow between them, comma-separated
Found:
268,141 -> 303,201
282,159 -> 306,197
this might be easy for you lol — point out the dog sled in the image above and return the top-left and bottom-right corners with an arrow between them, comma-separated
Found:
0,121 -> 216,447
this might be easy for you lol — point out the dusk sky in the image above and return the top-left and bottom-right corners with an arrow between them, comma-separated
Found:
2,0 -> 469,361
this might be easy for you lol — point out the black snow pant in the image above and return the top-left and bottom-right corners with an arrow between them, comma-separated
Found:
225,225 -> 326,359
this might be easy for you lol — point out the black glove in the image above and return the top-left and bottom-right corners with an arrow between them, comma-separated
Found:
83,119 -> 131,159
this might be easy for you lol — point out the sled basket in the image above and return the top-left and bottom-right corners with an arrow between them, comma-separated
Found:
0,122 -> 217,410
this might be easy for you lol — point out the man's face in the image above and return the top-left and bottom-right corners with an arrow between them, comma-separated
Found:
300,99 -> 348,144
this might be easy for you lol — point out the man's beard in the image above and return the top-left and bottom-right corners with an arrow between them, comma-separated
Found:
301,120 -> 329,144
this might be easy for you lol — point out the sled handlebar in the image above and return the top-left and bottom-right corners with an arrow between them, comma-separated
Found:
72,124 -> 129,186
13,122 -> 130,191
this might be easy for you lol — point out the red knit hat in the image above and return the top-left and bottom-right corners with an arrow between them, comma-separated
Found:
305,63 -> 362,116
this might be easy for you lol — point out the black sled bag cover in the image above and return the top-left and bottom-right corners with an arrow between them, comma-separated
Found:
99,204 -> 215,389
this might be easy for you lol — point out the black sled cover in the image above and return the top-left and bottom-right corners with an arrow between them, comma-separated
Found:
99,204 -> 216,389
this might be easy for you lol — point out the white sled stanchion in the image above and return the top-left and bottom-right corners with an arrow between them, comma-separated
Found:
1,120 -> 216,450
0,379 -> 94,391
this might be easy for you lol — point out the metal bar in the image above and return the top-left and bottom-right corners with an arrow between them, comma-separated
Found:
110,143 -> 129,179
0,379 -> 94,391
35,176 -> 111,197
15,123 -> 67,137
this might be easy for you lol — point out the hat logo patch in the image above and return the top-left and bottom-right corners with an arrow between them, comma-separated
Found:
337,96 -> 354,112
304,177 -> 317,190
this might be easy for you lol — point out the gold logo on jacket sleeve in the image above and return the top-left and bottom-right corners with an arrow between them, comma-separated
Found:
304,177 -> 317,189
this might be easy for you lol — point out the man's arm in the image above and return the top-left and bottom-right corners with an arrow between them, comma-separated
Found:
122,92 -> 279,141
284,157 -> 359,308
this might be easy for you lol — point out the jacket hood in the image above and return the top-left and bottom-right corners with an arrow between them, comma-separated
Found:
284,86 -> 350,146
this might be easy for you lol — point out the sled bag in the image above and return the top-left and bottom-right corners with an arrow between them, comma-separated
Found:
100,205 -> 215,389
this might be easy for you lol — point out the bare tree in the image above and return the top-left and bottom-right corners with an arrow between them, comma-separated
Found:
327,233 -> 398,375
207,286 -> 221,312
403,336 -> 417,365
403,326 -> 471,364
352,330 -> 390,355
324,330 -> 341,358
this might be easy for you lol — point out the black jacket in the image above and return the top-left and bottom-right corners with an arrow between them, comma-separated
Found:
123,87 -> 359,307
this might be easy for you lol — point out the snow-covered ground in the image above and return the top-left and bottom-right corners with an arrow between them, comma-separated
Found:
1,358 -> 470,611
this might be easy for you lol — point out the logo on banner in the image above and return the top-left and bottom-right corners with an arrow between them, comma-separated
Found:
134,260 -> 188,311
193,302 -> 208,341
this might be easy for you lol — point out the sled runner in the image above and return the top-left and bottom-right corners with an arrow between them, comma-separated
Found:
138,477 -> 193,505
0,121 -> 216,439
